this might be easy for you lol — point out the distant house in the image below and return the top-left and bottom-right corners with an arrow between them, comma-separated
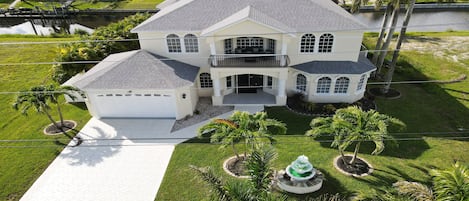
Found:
68,0 -> 375,120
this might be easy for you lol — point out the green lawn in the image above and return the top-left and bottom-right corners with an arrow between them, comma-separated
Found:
156,32 -> 469,200
116,0 -> 163,9
0,35 -> 91,201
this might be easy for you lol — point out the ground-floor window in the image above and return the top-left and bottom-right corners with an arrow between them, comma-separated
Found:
334,77 -> 350,94
316,77 -> 331,93
226,76 -> 232,88
296,74 -> 307,93
356,74 -> 366,91
267,76 -> 273,88
199,73 -> 213,88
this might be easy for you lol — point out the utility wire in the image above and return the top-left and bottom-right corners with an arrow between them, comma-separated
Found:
0,22 -> 467,46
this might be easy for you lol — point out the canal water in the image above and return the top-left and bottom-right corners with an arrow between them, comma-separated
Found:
0,10 -> 468,35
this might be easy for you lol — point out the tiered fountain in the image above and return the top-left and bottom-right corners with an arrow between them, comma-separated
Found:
276,155 -> 323,194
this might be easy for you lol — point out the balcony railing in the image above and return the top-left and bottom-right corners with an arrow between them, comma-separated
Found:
209,54 -> 289,67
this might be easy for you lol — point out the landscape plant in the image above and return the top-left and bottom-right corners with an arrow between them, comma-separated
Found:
306,106 -> 405,171
359,162 -> 469,201
197,111 -> 286,160
13,85 -> 80,138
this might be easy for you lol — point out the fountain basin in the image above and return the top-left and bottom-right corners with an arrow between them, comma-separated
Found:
276,170 -> 323,194
285,165 -> 315,181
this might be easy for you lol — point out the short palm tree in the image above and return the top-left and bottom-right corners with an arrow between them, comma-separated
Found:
306,106 -> 405,166
360,162 -> 469,201
190,145 -> 285,201
13,85 -> 80,137
198,111 -> 286,160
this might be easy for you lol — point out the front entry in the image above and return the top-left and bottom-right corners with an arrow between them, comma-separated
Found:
237,74 -> 263,93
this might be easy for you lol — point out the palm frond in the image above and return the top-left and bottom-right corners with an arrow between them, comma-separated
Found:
393,181 -> 434,201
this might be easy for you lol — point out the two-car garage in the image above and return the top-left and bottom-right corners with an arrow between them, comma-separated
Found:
88,92 -> 177,118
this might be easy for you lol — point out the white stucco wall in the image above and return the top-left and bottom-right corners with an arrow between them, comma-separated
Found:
287,69 -> 372,103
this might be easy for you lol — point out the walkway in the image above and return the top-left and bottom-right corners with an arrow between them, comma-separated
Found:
20,106 -> 264,201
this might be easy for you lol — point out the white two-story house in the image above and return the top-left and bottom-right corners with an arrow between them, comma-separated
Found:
70,0 -> 375,120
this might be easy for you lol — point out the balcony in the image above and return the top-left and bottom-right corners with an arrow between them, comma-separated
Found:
209,54 -> 289,67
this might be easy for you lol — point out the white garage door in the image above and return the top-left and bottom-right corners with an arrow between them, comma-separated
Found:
92,92 -> 176,118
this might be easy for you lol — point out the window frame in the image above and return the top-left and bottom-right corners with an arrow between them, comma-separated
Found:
183,34 -> 199,53
356,74 -> 366,91
166,34 -> 182,53
318,33 -> 334,53
199,73 -> 213,88
334,77 -> 350,94
316,77 -> 332,94
296,74 -> 307,93
300,33 -> 316,53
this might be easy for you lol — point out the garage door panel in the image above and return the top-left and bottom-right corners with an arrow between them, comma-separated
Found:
93,93 -> 176,118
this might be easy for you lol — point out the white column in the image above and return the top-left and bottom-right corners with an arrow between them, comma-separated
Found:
213,78 -> 221,97
278,78 -> 286,97
280,35 -> 288,66
209,38 -> 217,66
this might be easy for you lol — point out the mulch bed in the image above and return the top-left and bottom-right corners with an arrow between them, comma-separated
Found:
44,120 -> 76,135
286,94 -> 376,116
226,155 -> 249,177
368,87 -> 401,99
335,156 -> 371,176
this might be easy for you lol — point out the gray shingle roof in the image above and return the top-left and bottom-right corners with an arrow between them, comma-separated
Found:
291,55 -> 376,74
132,0 -> 367,33
72,50 -> 199,90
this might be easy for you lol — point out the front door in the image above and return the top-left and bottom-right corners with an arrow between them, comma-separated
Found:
237,74 -> 263,93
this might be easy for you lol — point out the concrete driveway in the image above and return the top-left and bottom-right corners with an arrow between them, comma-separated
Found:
21,106 -> 262,201
21,118 -> 180,201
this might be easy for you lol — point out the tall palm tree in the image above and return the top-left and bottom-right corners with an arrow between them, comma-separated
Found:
13,85 -> 79,136
306,106 -> 405,166
382,0 -> 416,94
198,111 -> 286,160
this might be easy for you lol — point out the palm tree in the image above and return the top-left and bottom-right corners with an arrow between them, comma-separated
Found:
360,162 -> 469,201
13,85 -> 79,137
198,111 -> 286,160
306,106 -> 405,166
382,0 -> 416,94
431,162 -> 469,201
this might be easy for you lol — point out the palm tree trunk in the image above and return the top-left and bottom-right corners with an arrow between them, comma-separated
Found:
349,141 -> 362,165
232,142 -> 240,160
55,97 -> 65,127
383,0 -> 415,94
339,150 -> 349,165
372,4 -> 393,67
376,3 -> 400,74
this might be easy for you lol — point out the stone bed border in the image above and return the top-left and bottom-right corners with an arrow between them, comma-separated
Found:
332,154 -> 374,177
43,120 -> 77,135
222,155 -> 250,179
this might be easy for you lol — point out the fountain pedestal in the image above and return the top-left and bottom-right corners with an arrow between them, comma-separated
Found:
276,155 -> 323,194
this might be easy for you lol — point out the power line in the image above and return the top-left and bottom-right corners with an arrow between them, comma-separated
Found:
1,135 -> 468,149
0,22 -> 467,46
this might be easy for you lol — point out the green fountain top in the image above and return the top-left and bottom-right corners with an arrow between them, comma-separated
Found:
290,155 -> 313,174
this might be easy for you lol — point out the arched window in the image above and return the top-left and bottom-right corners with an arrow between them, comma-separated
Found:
356,74 -> 366,91
199,73 -> 212,88
316,77 -> 331,93
318,33 -> 333,53
166,34 -> 181,53
334,77 -> 350,94
300,34 -> 315,53
296,74 -> 307,93
184,34 -> 198,53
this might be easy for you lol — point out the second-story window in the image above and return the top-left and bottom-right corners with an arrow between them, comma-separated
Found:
224,39 -> 233,54
166,34 -> 181,53
184,34 -> 198,53
300,34 -> 315,53
236,37 -> 263,48
318,33 -> 334,53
